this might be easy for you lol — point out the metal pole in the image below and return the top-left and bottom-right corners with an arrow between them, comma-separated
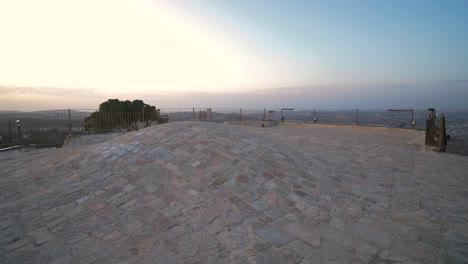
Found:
8,120 -> 12,147
134,112 -> 137,128
112,111 -> 115,130
68,109 -> 72,135
263,109 -> 266,121
313,109 -> 317,123
142,107 -> 145,127
355,109 -> 358,125
17,121 -> 22,145
99,112 -> 105,132
192,108 -> 195,121
126,112 -> 129,130
411,109 -> 415,128
240,108 -> 242,122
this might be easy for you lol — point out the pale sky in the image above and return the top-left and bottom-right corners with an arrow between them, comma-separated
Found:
1,0 -> 467,110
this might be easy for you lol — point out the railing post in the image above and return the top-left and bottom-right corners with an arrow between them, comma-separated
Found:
438,113 -> 447,152
240,108 -> 242,122
263,109 -> 266,121
355,109 -> 358,126
68,109 -> 72,135
17,120 -> 22,145
411,110 -> 415,128
192,108 -> 195,121
8,120 -> 12,147
142,107 -> 145,127
313,109 -> 317,123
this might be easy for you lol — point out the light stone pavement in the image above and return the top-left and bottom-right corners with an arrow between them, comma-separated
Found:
0,122 -> 467,264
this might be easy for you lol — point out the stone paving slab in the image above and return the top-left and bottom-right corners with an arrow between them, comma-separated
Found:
1,121 -> 467,263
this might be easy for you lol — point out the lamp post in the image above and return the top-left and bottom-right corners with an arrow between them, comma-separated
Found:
16,120 -> 22,145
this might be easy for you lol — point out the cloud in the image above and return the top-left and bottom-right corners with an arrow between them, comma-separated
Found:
1,79 -> 467,111
0,0 -> 285,93
432,80 -> 468,85
0,85 -> 101,97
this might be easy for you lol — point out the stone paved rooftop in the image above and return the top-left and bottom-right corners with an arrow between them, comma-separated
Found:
1,122 -> 467,264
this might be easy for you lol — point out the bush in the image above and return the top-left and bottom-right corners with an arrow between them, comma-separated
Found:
85,99 -> 167,131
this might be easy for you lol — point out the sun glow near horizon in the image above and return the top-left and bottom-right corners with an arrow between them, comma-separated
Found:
0,0 -> 305,94
1,0 -> 467,110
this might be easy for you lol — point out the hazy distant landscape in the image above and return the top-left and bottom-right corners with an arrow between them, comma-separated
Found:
1,108 -> 467,155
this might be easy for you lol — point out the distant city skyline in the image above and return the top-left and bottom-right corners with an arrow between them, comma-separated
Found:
1,0 -> 467,110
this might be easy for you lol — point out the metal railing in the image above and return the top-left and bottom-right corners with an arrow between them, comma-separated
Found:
0,108 -> 447,149
160,108 -> 427,128
274,109 -> 427,128
0,108 -> 428,131
0,109 -> 165,149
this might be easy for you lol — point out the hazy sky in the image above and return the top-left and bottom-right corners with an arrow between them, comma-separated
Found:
1,0 -> 467,110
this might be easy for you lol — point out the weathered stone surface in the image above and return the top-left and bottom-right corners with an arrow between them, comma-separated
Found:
351,240 -> 380,263
102,230 -> 121,241
216,226 -> 250,250
3,237 -> 32,251
284,224 -> 322,248
28,227 -> 55,245
286,240 -> 317,260
1,121 -> 467,263
256,247 -> 303,264
378,250 -> 408,262
254,224 -> 293,247
177,231 -> 219,259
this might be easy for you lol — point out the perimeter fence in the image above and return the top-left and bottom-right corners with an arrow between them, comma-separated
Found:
0,108 -> 455,150
0,109 -> 164,149
160,108 -> 427,128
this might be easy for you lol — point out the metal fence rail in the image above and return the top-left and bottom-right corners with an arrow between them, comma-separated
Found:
0,109 -> 164,148
0,108 -> 433,149
158,108 -> 430,128
181,108 -> 428,129
0,108 -> 430,133
159,108 -> 195,122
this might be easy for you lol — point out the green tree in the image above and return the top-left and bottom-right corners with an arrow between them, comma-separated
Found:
85,99 -> 167,131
